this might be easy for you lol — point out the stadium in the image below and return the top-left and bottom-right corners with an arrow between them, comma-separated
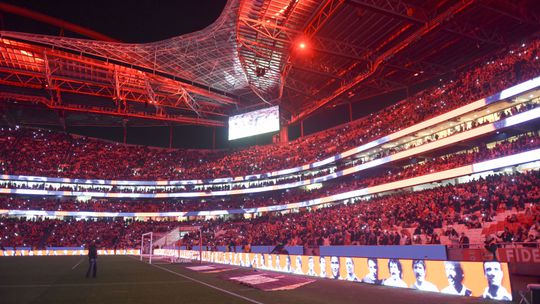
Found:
0,0 -> 539,303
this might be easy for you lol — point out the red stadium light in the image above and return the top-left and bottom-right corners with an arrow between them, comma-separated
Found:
294,37 -> 309,53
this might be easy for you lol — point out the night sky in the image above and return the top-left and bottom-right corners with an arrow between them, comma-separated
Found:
1,0 -> 227,42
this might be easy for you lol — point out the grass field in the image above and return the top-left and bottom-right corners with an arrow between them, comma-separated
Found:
0,256 -> 507,304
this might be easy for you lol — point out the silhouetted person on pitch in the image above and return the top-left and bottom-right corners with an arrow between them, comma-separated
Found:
86,241 -> 98,278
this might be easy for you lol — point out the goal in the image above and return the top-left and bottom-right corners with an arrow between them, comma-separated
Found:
140,226 -> 202,264
140,232 -> 156,264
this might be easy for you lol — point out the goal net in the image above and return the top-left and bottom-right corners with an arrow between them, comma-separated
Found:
140,226 -> 201,264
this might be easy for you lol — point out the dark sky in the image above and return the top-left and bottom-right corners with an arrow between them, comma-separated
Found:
0,0 -> 228,42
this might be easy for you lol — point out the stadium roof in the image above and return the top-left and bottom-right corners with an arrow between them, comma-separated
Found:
0,0 -> 539,129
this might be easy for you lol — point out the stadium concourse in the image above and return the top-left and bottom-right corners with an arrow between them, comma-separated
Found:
2,0 -> 540,303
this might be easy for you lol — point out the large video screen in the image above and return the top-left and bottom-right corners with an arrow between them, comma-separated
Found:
166,250 -> 512,301
228,106 -> 279,140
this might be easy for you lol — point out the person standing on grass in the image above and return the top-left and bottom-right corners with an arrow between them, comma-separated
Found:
86,241 -> 98,278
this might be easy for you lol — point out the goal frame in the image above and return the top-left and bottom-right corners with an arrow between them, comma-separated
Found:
140,232 -> 154,263
140,227 -> 203,264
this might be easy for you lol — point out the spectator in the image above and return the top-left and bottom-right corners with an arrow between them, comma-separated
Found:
459,232 -> 470,249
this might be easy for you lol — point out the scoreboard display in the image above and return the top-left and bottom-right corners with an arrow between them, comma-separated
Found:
228,106 -> 279,140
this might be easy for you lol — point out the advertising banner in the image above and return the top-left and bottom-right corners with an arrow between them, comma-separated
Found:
160,250 -> 512,301
0,249 -> 139,256
319,245 -> 447,260
497,247 -> 540,263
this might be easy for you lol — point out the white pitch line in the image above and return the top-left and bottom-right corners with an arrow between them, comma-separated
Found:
71,258 -> 85,270
0,280 -> 191,288
146,262 -> 265,304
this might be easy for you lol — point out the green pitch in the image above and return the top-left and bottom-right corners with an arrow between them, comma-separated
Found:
0,256 -> 501,304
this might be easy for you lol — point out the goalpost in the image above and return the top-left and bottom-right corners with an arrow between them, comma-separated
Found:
140,226 -> 202,264
140,232 -> 155,263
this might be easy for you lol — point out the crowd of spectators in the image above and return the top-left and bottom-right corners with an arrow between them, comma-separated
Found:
2,35 -> 540,253
1,130 -> 538,213
0,39 -> 539,182
1,171 -> 538,249
485,209 -> 540,247
1,97 -> 537,196
0,217 -> 177,249
181,171 -> 540,249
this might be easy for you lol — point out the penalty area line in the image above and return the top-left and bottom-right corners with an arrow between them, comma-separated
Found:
141,260 -> 265,304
